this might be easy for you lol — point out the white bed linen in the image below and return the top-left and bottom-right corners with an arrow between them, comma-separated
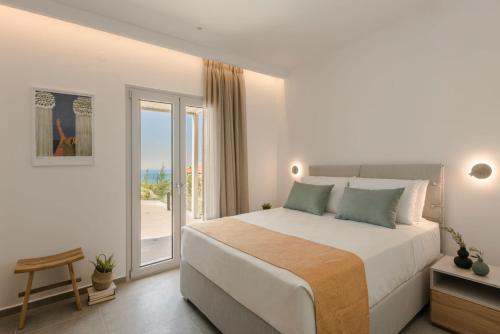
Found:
181,208 -> 440,334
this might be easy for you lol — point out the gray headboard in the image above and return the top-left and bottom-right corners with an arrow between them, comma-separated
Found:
309,164 -> 444,224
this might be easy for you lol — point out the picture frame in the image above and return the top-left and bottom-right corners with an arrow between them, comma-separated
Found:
32,87 -> 95,166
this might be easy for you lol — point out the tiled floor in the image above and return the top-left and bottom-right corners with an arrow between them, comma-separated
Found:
0,269 -> 449,334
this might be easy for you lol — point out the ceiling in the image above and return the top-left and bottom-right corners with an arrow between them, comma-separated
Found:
7,0 -> 434,76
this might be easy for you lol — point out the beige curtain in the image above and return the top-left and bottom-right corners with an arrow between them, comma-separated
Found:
204,59 -> 249,217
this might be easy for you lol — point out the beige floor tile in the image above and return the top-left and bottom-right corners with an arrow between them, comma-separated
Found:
16,299 -> 96,334
401,307 -> 450,334
187,307 -> 221,334
100,292 -> 196,334
0,314 -> 17,334
19,311 -> 105,334
143,314 -> 205,334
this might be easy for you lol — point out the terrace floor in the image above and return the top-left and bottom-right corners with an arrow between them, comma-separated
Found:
141,200 -> 202,264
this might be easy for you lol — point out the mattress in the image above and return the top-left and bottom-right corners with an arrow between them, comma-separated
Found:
181,208 -> 440,334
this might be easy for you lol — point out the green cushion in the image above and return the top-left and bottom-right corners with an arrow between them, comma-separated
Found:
336,187 -> 404,229
284,182 -> 334,215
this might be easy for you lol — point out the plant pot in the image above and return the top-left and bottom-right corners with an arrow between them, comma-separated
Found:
92,269 -> 113,291
454,247 -> 473,269
472,259 -> 490,276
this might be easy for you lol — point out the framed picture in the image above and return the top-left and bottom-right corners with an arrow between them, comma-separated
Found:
32,88 -> 94,166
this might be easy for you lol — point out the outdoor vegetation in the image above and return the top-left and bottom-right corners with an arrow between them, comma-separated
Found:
141,164 -> 171,201
141,163 -> 203,215
186,171 -> 203,212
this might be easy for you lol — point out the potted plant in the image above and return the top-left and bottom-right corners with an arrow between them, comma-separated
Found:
262,203 -> 273,210
262,203 -> 272,210
90,254 -> 116,290
469,247 -> 490,276
441,225 -> 472,269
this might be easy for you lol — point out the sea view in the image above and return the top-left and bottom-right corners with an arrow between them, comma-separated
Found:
141,169 -> 172,183
141,167 -> 202,184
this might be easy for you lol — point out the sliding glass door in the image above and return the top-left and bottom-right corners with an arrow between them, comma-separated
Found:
130,88 -> 204,278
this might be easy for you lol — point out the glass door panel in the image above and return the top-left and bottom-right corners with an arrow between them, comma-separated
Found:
131,89 -> 181,278
140,101 -> 173,265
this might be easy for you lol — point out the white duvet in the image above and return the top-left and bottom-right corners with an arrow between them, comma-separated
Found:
181,208 -> 440,334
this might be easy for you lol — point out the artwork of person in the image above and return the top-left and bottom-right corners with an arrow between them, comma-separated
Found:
33,89 -> 93,165
54,118 -> 76,156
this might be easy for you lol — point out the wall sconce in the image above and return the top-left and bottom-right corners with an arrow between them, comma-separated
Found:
469,163 -> 492,179
291,165 -> 299,175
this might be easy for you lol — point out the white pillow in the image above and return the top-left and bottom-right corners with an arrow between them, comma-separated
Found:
300,176 -> 351,214
414,180 -> 429,221
349,178 -> 425,225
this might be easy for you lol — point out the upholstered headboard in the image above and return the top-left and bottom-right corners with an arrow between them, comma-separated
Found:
309,164 -> 444,223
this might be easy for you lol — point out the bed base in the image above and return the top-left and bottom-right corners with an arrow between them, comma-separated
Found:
180,260 -> 279,334
180,260 -> 431,334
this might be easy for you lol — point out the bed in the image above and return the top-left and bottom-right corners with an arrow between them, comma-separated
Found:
181,164 -> 444,334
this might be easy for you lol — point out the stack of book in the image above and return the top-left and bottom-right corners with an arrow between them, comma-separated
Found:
87,282 -> 116,305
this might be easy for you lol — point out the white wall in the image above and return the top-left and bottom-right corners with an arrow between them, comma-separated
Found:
279,0 -> 500,265
0,5 -> 284,310
246,71 -> 285,211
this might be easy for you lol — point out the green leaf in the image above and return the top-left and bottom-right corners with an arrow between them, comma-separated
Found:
90,253 -> 116,273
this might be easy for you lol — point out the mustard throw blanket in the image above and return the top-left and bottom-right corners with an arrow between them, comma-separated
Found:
190,218 -> 369,334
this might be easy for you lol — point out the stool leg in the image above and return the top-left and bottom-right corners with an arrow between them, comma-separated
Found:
68,263 -> 82,310
19,272 -> 34,330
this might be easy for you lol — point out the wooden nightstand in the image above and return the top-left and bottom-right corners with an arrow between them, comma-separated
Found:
430,255 -> 500,334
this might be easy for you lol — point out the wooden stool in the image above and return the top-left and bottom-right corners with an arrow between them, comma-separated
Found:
14,248 -> 85,330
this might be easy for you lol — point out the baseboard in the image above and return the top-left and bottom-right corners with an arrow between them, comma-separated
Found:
0,276 -> 126,318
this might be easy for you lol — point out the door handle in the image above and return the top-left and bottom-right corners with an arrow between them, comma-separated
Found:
175,182 -> 184,194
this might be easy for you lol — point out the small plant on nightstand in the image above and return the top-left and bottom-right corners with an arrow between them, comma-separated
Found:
262,203 -> 272,210
441,225 -> 473,269
469,247 -> 490,276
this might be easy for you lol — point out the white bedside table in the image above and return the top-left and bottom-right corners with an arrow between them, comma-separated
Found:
430,255 -> 500,334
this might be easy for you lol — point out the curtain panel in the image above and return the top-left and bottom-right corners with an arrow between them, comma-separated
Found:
203,59 -> 249,217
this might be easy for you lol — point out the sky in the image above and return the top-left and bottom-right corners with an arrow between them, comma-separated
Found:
51,92 -> 77,139
140,109 -> 203,170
